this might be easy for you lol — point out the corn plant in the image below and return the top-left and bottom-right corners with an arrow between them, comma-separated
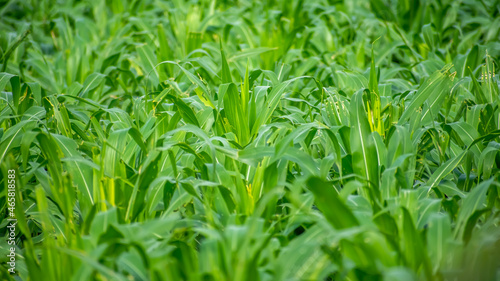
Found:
1,0 -> 500,280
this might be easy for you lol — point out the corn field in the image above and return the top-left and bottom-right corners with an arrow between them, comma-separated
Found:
1,0 -> 500,280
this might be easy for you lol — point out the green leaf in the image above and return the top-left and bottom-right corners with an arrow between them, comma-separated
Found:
350,91 -> 380,199
306,176 -> 359,229
79,73 -> 105,97
454,178 -> 494,239
125,150 -> 161,221
426,213 -> 452,273
398,65 -> 452,124
221,83 -> 249,144
427,151 -> 466,189
228,47 -> 277,61
166,94 -> 200,127
401,207 -> 431,279
220,41 -> 232,84
137,44 -> 159,87
449,122 -> 482,156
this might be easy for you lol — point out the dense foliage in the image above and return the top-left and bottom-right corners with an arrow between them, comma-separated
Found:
1,0 -> 500,280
